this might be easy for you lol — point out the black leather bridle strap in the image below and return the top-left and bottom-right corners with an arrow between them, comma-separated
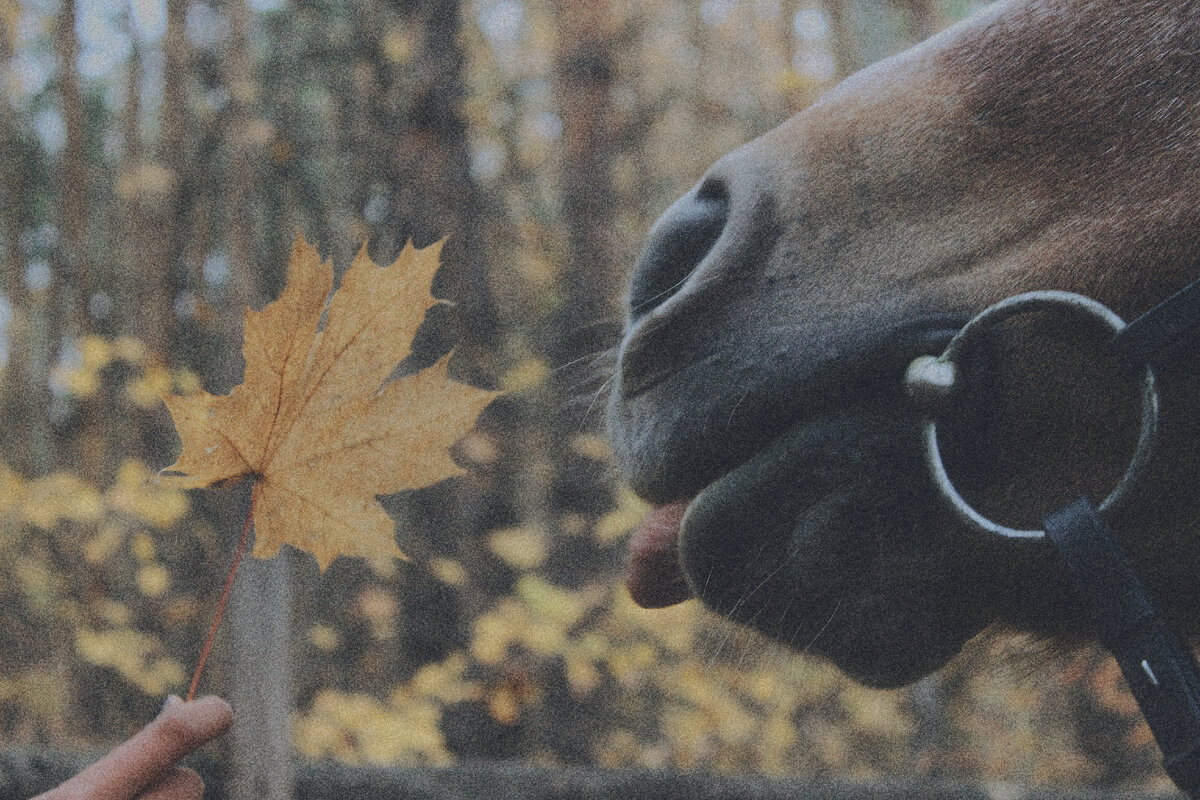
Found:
1041,279 -> 1200,796
1044,498 -> 1200,797
1113,278 -> 1200,375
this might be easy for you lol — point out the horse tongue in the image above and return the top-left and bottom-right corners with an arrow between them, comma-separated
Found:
626,500 -> 693,608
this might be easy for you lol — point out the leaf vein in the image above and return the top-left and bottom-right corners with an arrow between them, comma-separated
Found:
272,281 -> 416,458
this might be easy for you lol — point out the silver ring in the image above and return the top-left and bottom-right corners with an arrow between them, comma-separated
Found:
918,291 -> 1159,540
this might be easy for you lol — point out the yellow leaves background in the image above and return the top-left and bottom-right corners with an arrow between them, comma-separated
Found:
0,459 -> 188,550
50,334 -> 200,410
0,455 -> 195,721
292,527 -> 924,774
284,425 -> 931,774
75,627 -> 186,697
295,654 -> 480,765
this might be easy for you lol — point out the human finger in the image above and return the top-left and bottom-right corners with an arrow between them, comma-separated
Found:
37,696 -> 232,800
134,767 -> 205,800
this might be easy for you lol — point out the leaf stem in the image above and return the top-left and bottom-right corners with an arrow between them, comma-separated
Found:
187,490 -> 256,701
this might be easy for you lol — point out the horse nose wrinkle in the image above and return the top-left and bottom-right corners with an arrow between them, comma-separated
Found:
628,179 -> 729,319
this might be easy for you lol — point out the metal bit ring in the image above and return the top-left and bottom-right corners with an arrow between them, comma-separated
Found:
905,291 -> 1159,541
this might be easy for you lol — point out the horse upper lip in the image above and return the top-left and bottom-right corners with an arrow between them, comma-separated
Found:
612,314 -> 969,503
618,348 -> 721,399
616,304 -> 729,400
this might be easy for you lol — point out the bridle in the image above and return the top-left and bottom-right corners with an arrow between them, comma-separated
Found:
905,281 -> 1200,798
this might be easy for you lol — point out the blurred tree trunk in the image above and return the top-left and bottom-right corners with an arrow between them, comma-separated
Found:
271,0 -> 509,703
97,31 -> 139,476
823,0 -> 863,80
0,102 -> 40,476
397,0 -> 503,628
781,0 -> 800,68
118,39 -> 143,325
911,673 -> 951,776
56,0 -> 99,482
550,0 -> 623,364
223,0 -> 260,322
374,0 -> 499,381
137,0 -> 188,359
897,0 -> 938,42
56,0 -> 87,336
41,0 -> 87,724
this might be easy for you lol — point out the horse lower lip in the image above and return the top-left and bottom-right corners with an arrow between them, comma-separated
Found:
626,500 -> 693,608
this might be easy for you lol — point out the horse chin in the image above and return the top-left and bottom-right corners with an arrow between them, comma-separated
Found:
674,404 -> 991,688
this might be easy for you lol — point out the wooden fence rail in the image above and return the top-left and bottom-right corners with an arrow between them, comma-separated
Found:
0,750 -> 1182,800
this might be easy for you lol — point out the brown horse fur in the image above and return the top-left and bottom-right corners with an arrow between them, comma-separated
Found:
607,0 -> 1200,687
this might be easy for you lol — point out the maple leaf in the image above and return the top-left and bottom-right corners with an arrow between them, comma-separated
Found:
160,235 -> 496,570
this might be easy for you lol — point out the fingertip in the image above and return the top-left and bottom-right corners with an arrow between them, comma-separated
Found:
157,694 -> 184,717
155,694 -> 233,746
185,695 -> 233,736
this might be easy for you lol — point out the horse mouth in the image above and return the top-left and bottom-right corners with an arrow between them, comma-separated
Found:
610,315 -> 988,686
615,315 -> 967,604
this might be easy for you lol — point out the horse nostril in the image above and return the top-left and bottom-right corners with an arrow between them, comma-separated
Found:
628,177 -> 729,319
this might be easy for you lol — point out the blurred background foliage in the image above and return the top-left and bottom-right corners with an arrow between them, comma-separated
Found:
0,0 -> 1174,793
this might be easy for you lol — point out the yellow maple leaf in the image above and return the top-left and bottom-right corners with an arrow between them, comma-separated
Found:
160,235 -> 496,569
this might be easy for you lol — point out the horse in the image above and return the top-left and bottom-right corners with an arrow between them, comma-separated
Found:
606,0 -> 1200,690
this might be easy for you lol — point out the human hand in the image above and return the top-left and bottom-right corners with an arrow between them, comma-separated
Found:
35,695 -> 232,800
